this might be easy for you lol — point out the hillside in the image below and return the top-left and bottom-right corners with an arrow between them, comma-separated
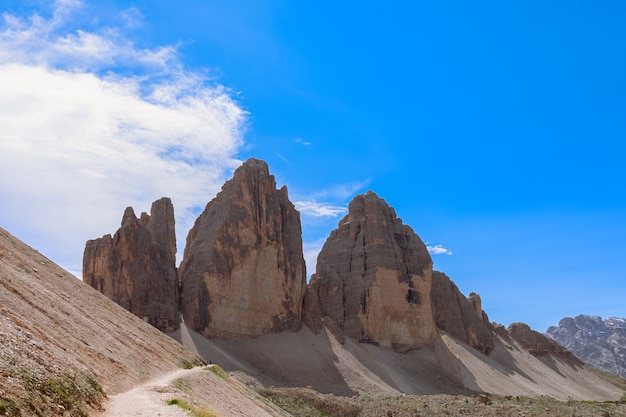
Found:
0,227 -> 281,416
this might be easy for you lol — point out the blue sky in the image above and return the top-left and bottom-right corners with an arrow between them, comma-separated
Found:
1,0 -> 624,332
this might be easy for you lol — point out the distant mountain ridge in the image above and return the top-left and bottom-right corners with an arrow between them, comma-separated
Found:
547,314 -> 626,378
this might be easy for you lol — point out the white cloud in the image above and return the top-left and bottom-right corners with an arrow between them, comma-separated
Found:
295,137 -> 311,146
0,2 -> 246,276
295,201 -> 347,218
427,244 -> 453,256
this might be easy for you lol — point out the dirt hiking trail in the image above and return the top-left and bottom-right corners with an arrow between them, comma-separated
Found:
93,365 -> 289,417
92,367 -> 204,417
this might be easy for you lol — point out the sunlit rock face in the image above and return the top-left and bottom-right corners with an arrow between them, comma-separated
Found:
312,191 -> 436,350
179,158 -> 307,338
83,197 -> 179,332
431,271 -> 494,354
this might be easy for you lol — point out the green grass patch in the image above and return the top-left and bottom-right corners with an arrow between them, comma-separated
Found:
0,399 -> 19,417
178,356 -> 206,369
167,397 -> 216,417
18,369 -> 104,417
206,365 -> 230,380
263,395 -> 329,417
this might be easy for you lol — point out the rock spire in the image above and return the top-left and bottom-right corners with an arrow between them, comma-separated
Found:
310,191 -> 437,350
83,197 -> 179,332
178,158 -> 307,338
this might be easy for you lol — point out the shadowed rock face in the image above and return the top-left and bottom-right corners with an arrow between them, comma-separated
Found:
83,197 -> 179,332
312,191 -> 436,350
431,271 -> 494,354
178,158 -> 306,338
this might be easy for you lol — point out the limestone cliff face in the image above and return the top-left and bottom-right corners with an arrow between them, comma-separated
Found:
83,197 -> 179,332
312,191 -> 436,350
431,271 -> 494,354
178,158 -> 306,338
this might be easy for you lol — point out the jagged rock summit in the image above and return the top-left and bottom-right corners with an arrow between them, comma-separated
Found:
83,197 -> 179,332
179,158 -> 307,338
308,191 -> 437,350
547,314 -> 626,378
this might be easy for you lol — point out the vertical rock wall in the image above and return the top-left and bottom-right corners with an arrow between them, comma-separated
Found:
178,158 -> 307,338
83,197 -> 179,332
312,191 -> 436,350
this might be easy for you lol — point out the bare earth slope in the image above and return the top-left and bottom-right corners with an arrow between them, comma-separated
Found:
171,320 -> 624,401
0,227 -> 199,415
1,227 -> 298,417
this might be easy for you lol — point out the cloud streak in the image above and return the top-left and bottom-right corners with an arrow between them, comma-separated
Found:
0,2 -> 246,276
295,201 -> 347,217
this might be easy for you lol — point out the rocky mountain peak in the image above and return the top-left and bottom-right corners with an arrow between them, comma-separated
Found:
309,191 -> 436,350
546,314 -> 626,378
178,158 -> 306,338
347,190 -> 399,222
121,206 -> 137,227
605,317 -> 626,331
83,197 -> 179,332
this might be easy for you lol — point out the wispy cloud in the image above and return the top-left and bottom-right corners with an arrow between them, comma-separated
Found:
298,180 -> 370,203
326,180 -> 371,200
295,201 -> 347,218
276,152 -> 289,164
427,244 -> 453,256
0,2 -> 246,276
295,137 -> 311,146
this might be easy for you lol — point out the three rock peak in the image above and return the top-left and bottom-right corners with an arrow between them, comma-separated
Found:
83,158 -> 524,354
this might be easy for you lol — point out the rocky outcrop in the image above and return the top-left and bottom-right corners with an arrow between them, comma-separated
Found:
83,197 -> 179,332
546,315 -> 626,378
311,191 -> 436,350
431,271 -> 494,354
508,322 -> 574,358
178,158 -> 306,338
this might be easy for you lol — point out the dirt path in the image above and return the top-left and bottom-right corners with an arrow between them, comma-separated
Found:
93,367 -> 205,417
